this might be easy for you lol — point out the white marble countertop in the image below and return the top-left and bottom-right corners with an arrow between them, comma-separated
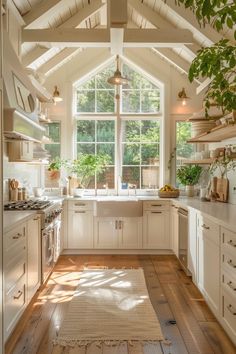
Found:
3,210 -> 37,233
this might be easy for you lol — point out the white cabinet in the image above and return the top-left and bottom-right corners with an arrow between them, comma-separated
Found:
188,208 -> 198,284
118,217 -> 142,249
197,214 -> 220,315
143,200 -> 170,250
170,204 -> 179,256
27,215 -> 41,302
67,209 -> 93,249
221,227 -> 236,345
7,141 -> 34,162
94,217 -> 118,249
4,222 -> 27,341
94,217 -> 142,249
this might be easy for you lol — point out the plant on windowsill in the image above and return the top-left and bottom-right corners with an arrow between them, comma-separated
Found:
68,153 -> 111,196
47,157 -> 68,180
176,164 -> 202,197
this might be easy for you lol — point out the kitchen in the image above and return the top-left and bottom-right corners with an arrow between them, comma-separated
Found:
0,1 -> 236,353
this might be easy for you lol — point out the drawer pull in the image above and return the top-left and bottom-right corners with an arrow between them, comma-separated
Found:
227,281 -> 236,291
227,260 -> 236,268
115,220 -> 118,229
119,220 -> 122,229
151,204 -> 162,207
228,240 -> 236,248
201,224 -> 210,230
151,211 -> 162,214
13,290 -> 23,300
227,304 -> 236,316
13,233 -> 23,239
74,211 -> 85,213
75,203 -> 86,206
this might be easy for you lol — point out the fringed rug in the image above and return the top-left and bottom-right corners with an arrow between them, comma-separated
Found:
53,269 -> 164,349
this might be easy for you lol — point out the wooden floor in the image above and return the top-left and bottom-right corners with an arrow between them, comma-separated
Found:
5,255 -> 236,354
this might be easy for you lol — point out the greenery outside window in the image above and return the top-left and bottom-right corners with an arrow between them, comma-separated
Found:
75,65 -> 115,113
121,119 -> 160,189
45,122 -> 61,160
76,120 -> 115,189
175,121 -> 194,187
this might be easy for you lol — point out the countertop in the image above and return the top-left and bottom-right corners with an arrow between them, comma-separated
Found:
4,195 -> 236,233
3,210 -> 37,233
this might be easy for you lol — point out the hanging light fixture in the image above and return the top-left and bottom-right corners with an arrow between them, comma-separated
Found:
107,55 -> 130,86
52,86 -> 63,103
177,88 -> 190,106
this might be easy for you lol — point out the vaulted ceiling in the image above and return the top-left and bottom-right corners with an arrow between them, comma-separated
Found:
12,0 -> 234,92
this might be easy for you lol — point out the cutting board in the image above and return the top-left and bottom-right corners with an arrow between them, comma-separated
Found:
215,177 -> 229,202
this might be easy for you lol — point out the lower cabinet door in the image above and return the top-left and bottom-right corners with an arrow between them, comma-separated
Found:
143,211 -> 170,249
94,217 -> 118,249
67,210 -> 93,249
198,231 -> 220,315
118,217 -> 142,249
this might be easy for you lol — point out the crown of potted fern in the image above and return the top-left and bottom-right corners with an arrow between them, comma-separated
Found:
177,165 -> 202,197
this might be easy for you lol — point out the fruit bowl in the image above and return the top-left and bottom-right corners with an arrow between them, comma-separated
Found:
158,185 -> 179,198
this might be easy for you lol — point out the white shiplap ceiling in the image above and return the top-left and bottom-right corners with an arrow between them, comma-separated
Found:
12,0 -> 234,84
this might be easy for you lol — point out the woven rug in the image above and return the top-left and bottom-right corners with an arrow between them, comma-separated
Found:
54,268 -> 164,348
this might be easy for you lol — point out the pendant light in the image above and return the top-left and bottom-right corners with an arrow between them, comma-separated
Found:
107,55 -> 129,86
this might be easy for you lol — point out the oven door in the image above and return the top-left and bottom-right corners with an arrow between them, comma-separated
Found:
53,218 -> 61,263
42,225 -> 54,283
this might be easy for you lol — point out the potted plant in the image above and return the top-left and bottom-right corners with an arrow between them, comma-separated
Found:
47,157 -> 67,181
177,165 -> 202,197
69,153 -> 111,196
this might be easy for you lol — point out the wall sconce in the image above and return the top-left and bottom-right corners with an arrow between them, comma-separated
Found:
52,86 -> 63,103
177,88 -> 190,106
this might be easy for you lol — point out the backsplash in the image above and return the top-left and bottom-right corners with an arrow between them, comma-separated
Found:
3,143 -> 42,201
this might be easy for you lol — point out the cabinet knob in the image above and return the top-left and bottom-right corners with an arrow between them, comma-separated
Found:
201,224 -> 210,230
228,240 -> 236,248
227,281 -> 236,292
227,304 -> 236,316
227,260 -> 236,269
13,233 -> 23,239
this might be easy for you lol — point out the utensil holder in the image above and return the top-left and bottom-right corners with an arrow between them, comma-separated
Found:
10,189 -> 18,201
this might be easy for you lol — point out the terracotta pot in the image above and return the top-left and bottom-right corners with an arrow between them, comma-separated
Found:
186,185 -> 194,197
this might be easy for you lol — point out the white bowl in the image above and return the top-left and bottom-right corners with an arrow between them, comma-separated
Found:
73,188 -> 84,197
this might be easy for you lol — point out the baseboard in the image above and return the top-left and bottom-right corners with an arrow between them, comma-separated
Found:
62,249 -> 174,255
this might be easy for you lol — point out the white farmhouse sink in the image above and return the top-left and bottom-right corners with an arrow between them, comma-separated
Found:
95,199 -> 143,217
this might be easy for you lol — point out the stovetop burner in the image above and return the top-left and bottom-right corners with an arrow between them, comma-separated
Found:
4,200 -> 52,211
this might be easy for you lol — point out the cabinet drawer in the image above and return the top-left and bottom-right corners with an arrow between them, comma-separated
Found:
68,200 -> 94,211
222,251 -> 236,277
222,290 -> 236,341
5,255 -> 26,294
4,223 -> 26,251
4,275 -> 26,337
222,227 -> 236,257
222,269 -> 236,298
197,215 -> 220,245
143,200 -> 169,211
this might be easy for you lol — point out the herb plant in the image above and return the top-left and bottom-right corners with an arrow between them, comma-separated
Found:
177,165 -> 202,186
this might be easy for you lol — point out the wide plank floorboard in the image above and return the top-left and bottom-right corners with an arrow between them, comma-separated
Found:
5,255 -> 236,354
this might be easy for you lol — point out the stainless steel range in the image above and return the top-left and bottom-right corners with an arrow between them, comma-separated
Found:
4,199 -> 62,283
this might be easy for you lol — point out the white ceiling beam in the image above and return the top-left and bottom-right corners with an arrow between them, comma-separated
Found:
60,0 -> 105,28
22,28 -> 193,47
22,45 -> 49,67
110,28 -> 124,55
152,48 -> 202,84
109,0 -> 127,27
128,0 -> 200,57
196,77 -> 212,95
23,0 -> 62,28
39,48 -> 81,75
164,0 -> 222,44
22,0 -> 104,67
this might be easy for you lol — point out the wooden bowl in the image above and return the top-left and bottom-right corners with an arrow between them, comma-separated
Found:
158,190 -> 180,198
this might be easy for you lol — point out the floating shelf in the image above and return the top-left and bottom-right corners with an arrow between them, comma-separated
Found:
183,159 -> 214,165
187,124 -> 236,143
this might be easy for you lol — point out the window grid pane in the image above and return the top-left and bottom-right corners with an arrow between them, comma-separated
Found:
44,122 -> 61,160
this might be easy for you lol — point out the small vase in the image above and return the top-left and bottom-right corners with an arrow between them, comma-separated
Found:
186,185 -> 194,197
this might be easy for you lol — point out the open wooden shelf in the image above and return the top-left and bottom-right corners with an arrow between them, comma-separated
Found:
183,159 -> 213,165
187,123 -> 236,143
